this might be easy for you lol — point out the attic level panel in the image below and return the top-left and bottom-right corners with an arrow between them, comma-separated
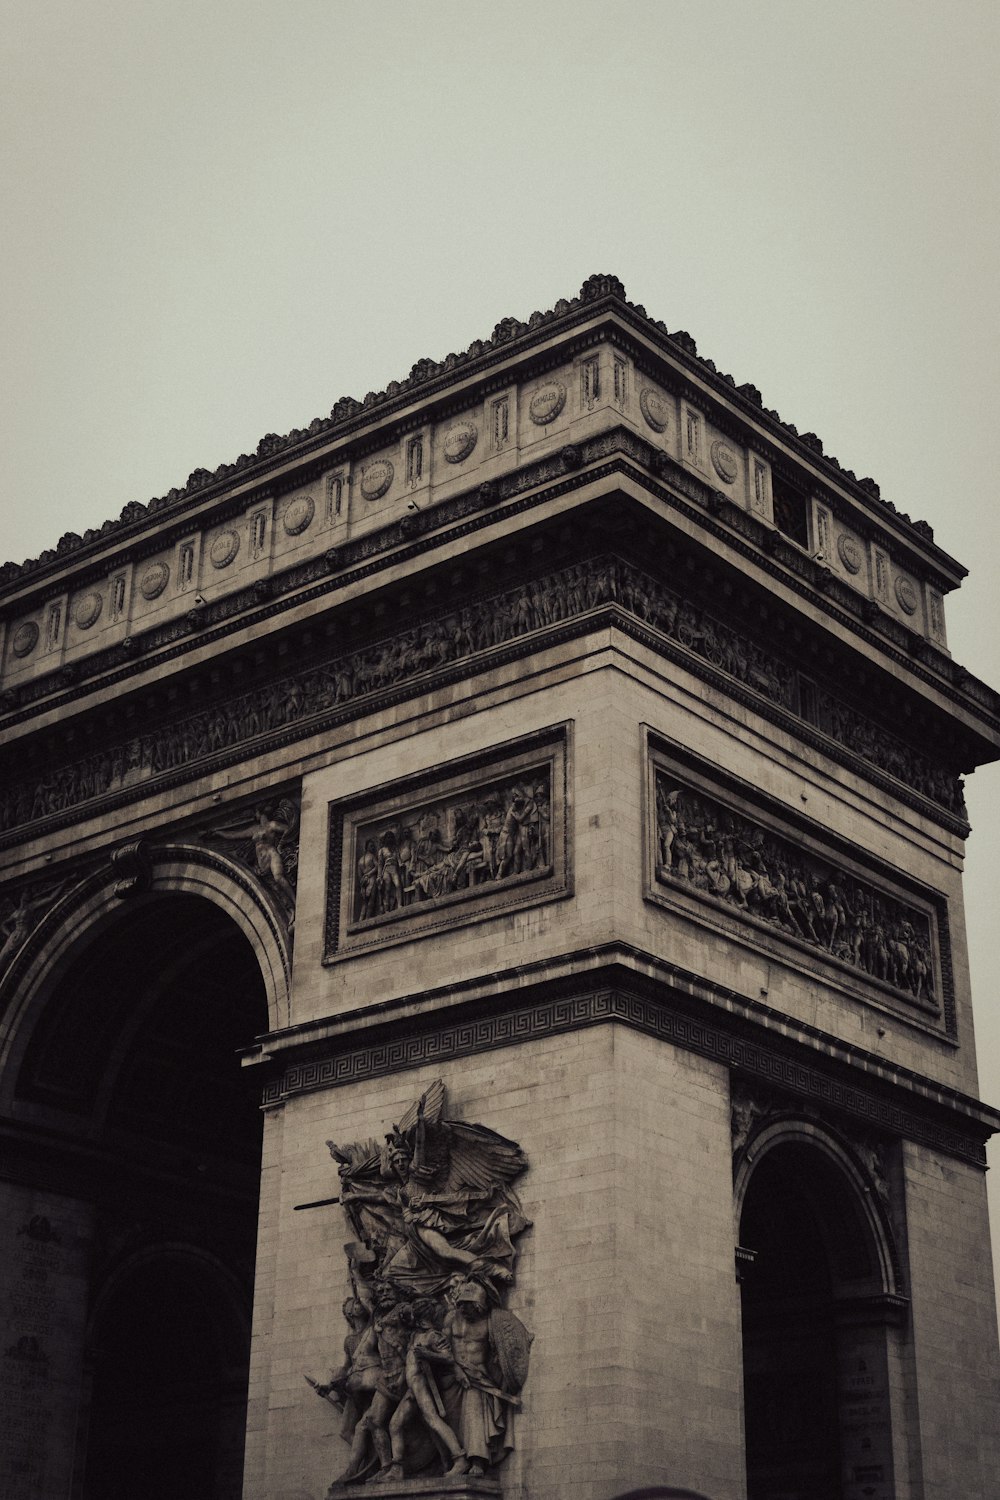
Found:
1,440 -> 993,777
593,471 -> 997,767
0,489 -> 973,773
0,517 -> 976,863
0,301 -> 969,698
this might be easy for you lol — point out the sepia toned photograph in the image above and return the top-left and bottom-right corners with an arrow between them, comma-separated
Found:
0,4 -> 997,1498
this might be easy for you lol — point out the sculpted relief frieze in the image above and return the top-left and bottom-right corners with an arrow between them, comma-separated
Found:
650,761 -> 944,1021
326,733 -> 568,958
0,556 -> 965,844
354,776 -> 550,922
307,1079 -> 531,1489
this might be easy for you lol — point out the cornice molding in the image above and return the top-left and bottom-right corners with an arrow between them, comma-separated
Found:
0,273 -> 959,598
0,551 -> 973,856
244,950 -> 999,1168
2,433 -> 995,748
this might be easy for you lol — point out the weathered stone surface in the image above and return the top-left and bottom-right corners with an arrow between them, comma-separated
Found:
327,1479 -> 499,1500
1,281 -> 999,1500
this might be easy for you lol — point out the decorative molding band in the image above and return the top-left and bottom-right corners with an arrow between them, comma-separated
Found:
0,278 -> 955,612
0,548 -> 967,851
3,431 -> 992,760
258,983 -> 991,1167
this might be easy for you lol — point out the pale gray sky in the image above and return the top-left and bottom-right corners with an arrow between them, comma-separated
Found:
3,0 -> 999,1295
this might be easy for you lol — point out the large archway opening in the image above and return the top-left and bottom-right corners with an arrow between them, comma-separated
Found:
738,1137 -> 897,1500
14,892 -> 269,1500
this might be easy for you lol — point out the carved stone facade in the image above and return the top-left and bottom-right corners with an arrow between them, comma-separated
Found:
1,278 -> 999,1500
651,766 -> 942,1018
326,731 -> 569,959
0,552 -> 969,846
312,1080 -> 531,1490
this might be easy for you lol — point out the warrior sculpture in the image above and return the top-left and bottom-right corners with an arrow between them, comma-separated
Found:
309,1080 -> 532,1489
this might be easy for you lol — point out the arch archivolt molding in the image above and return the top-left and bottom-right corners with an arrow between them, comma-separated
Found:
0,841 -> 291,1105
732,1105 -> 905,1303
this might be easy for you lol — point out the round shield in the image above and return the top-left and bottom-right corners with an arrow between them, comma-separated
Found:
489,1307 -> 532,1394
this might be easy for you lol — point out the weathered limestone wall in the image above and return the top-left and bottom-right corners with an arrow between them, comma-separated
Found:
241,1026 -> 742,1500
608,1026 -> 744,1499
243,1104 -> 287,1499
290,645 -> 625,1022
902,1141 -> 1000,1497
0,1185 -> 93,1500
289,633 -> 974,1096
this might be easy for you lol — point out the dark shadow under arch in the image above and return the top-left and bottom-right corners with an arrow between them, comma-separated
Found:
83,1247 -> 251,1500
9,891 -> 269,1500
738,1134 -> 901,1500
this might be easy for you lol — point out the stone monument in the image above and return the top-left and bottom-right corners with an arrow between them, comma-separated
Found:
0,275 -> 998,1498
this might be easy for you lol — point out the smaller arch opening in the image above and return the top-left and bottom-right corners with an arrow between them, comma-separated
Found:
738,1137 -> 895,1500
83,1250 -> 250,1500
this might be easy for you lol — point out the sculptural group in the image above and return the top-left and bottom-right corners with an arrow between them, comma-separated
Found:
354,772 -> 551,923
655,776 -> 937,1005
311,1082 -> 531,1490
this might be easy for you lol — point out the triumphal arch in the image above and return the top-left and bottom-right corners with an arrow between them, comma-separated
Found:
1,275 -> 998,1500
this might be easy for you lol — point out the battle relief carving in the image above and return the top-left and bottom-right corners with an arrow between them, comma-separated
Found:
650,757 -> 943,1019
0,557 -> 965,843
308,1080 -> 531,1490
326,732 -> 568,958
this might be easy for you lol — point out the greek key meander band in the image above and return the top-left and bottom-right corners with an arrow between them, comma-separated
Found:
258,989 -> 986,1166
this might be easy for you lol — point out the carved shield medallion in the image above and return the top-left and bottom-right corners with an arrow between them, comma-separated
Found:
837,533 -> 864,575
529,381 -> 566,425
711,440 -> 739,484
74,592 -> 103,630
283,495 -> 315,535
443,420 -> 478,464
140,561 -> 170,600
210,529 -> 241,569
639,387 -> 670,433
894,575 -> 918,615
12,622 -> 39,658
360,459 -> 394,500
489,1306 -> 532,1393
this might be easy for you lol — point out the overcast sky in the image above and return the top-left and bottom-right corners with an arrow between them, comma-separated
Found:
3,1 -> 999,1300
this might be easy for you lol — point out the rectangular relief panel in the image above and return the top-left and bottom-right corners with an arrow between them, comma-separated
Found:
644,734 -> 952,1035
325,726 -> 571,959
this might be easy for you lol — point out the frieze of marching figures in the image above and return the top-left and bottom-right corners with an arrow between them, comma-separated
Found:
307,1080 -> 531,1489
654,772 -> 938,1009
352,770 -> 551,928
0,557 -> 964,839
